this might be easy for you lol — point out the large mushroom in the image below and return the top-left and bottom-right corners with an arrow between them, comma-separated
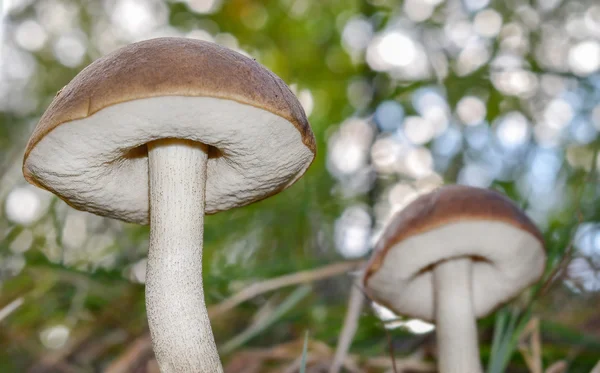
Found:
363,185 -> 545,373
22,37 -> 316,372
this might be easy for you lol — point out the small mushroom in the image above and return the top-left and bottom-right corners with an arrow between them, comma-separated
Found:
363,185 -> 545,373
23,37 -> 316,372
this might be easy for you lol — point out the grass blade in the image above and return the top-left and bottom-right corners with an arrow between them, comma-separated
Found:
300,330 -> 309,373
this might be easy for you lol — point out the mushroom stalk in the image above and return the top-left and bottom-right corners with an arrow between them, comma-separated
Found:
433,258 -> 482,373
146,139 -> 223,373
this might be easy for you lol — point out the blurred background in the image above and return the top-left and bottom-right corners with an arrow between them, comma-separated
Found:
1,0 -> 600,371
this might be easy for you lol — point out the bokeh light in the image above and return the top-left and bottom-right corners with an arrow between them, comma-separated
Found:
371,136 -> 406,173
5,186 -> 51,225
15,20 -> 48,51
474,9 -> 503,38
40,325 -> 70,350
53,31 -> 87,67
456,96 -> 487,126
568,40 -> 600,76
334,205 -> 372,258
327,118 -> 374,179
495,111 -> 531,149
374,100 -> 404,132
341,16 -> 373,55
403,116 -> 436,145
367,30 -> 421,73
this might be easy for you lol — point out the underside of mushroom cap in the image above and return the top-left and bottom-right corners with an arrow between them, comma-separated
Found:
363,185 -> 546,321
24,97 -> 314,224
22,37 -> 316,224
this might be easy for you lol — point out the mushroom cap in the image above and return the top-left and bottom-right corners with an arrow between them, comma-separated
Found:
363,185 -> 545,322
22,37 -> 316,224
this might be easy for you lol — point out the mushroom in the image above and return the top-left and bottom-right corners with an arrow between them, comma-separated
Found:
363,185 -> 545,373
22,37 -> 316,372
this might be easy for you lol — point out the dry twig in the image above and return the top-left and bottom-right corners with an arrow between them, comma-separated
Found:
544,361 -> 568,373
104,334 -> 153,373
518,317 -> 542,373
329,277 -> 365,373
209,260 -> 364,317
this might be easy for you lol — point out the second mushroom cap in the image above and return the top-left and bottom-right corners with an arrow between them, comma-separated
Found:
363,185 -> 546,321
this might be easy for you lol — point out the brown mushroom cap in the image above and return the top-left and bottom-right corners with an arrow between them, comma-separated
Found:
363,185 -> 546,321
24,37 -> 315,161
23,37 -> 316,224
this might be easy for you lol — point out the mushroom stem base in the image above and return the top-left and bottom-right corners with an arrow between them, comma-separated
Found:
146,138 -> 223,373
434,258 -> 482,373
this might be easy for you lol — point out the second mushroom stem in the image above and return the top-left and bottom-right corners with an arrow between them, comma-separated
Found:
146,138 -> 223,373
434,257 -> 482,373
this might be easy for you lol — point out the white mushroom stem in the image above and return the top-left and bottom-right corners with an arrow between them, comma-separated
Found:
433,257 -> 482,373
146,138 -> 223,373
